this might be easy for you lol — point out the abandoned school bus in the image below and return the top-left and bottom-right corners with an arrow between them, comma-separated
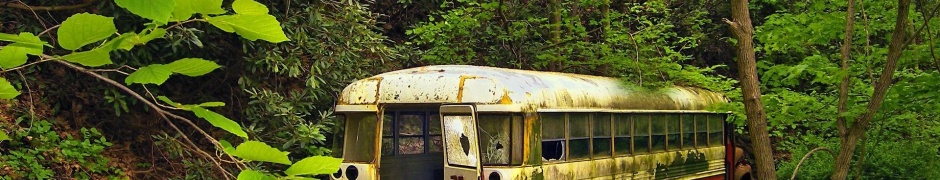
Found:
331,65 -> 736,180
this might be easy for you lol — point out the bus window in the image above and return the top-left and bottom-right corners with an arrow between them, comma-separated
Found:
382,113 -> 394,156
634,114 -> 650,154
614,114 -> 632,156
708,114 -> 725,146
429,114 -> 443,152
681,114 -> 695,149
398,114 -> 425,154
511,115 -> 524,165
344,113 -> 377,162
695,114 -> 708,147
651,114 -> 667,152
479,114 -> 511,165
541,113 -> 566,162
593,113 -> 612,158
667,114 -> 681,150
568,113 -> 591,160
331,114 -> 346,158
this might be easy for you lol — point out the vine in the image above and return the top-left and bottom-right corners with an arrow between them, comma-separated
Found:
0,0 -> 340,179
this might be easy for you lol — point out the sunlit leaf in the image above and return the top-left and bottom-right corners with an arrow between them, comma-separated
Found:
236,169 -> 276,180
206,14 -> 289,43
171,0 -> 225,21
0,78 -> 20,100
114,0 -> 175,23
60,48 -> 112,67
198,102 -> 225,107
218,139 -> 236,154
285,156 -> 342,176
164,58 -> 220,76
0,32 -> 45,47
117,29 -> 167,50
231,141 -> 291,165
0,45 -> 28,69
125,64 -> 173,85
232,0 -> 268,15
157,96 -> 184,108
191,107 -> 248,138
57,13 -> 117,50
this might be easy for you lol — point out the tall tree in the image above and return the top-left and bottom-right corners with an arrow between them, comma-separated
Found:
723,0 -> 776,179
831,0 -> 912,179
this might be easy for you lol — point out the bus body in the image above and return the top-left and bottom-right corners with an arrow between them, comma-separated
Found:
331,65 -> 734,180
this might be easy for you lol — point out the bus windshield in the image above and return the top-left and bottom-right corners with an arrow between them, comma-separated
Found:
343,113 -> 378,162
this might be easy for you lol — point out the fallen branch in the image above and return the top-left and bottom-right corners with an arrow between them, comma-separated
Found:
790,147 -> 833,180
1,0 -> 100,11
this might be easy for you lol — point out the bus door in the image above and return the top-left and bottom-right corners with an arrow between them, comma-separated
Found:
440,105 -> 482,180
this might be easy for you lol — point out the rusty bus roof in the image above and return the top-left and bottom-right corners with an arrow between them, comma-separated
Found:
337,65 -> 728,112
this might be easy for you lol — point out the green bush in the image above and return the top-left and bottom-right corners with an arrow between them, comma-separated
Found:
860,141 -> 940,179
0,120 -> 123,179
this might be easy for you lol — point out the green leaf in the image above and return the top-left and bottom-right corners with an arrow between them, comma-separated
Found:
165,58 -> 220,76
285,156 -> 343,176
61,48 -> 112,67
198,102 -> 225,107
0,32 -> 45,47
100,33 -> 136,51
0,78 -> 20,100
191,107 -> 248,138
0,131 -> 9,142
57,13 -> 117,50
171,0 -> 225,21
114,0 -> 175,23
237,170 -> 276,180
218,140 -> 236,154
116,29 -> 167,50
157,96 -> 184,108
125,64 -> 173,85
232,141 -> 291,165
232,0 -> 268,15
206,14 -> 289,43
0,45 -> 28,69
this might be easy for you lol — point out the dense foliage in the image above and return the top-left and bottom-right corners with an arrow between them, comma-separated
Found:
1,0 -> 937,179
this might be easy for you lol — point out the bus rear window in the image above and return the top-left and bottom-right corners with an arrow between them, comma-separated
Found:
343,113 -> 378,162
479,115 -> 511,165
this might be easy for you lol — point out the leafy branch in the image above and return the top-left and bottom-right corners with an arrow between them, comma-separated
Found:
0,0 -> 340,179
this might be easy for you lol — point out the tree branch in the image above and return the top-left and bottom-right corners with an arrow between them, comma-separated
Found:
45,56 -> 240,179
790,147 -> 833,180
1,0 -> 100,11
837,0 -> 856,138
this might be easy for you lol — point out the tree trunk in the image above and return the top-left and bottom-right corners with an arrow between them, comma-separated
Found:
723,0 -> 776,179
836,0 -> 856,138
549,0 -> 562,71
831,0 -> 911,179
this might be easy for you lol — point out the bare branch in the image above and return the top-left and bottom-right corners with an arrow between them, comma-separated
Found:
1,0 -> 100,11
790,147 -> 833,180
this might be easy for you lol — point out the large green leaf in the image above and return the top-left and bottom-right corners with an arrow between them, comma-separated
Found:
164,58 -> 220,76
0,32 -> 45,47
0,33 -> 45,69
171,0 -> 225,21
206,14 -> 289,43
114,0 -> 175,23
0,78 -> 20,100
60,48 -> 112,67
125,64 -> 173,85
236,170 -> 276,180
218,139 -> 236,154
191,107 -> 248,138
231,141 -> 291,165
232,0 -> 268,15
285,156 -> 343,176
0,45 -> 28,69
57,13 -> 117,50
